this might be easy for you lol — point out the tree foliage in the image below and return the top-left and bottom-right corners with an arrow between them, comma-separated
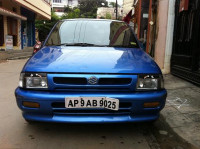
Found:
109,2 -> 120,8
62,6 -> 81,19
105,13 -> 111,19
36,0 -> 109,41
78,0 -> 108,18
35,11 -> 59,41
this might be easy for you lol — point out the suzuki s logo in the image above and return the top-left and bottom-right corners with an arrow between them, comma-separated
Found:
88,76 -> 98,85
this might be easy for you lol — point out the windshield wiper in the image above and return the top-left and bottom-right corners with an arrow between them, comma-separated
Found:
110,45 -> 139,48
56,43 -> 108,47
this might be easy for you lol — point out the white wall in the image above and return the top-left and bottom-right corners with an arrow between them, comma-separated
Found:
122,0 -> 134,17
52,0 -> 67,8
52,0 -> 78,17
97,7 -> 123,19
163,0 -> 175,74
52,0 -> 78,8
154,0 -> 175,74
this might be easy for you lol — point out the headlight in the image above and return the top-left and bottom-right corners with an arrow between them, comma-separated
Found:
19,73 -> 48,89
136,74 -> 164,90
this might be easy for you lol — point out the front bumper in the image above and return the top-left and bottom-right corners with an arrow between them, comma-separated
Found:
15,88 -> 167,123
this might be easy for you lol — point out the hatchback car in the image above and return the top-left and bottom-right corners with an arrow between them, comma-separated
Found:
15,19 -> 167,123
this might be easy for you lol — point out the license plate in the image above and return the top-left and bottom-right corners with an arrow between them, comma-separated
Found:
65,97 -> 119,111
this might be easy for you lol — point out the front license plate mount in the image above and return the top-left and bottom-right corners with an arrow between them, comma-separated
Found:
65,97 -> 119,111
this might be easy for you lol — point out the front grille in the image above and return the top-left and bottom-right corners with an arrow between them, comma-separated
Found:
54,88 -> 131,92
99,78 -> 132,85
53,77 -> 87,85
53,77 -> 132,85
49,74 -> 137,92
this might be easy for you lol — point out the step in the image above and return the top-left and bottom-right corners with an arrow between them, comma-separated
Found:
8,55 -> 32,60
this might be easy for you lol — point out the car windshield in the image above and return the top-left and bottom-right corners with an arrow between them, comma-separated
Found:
45,20 -> 139,48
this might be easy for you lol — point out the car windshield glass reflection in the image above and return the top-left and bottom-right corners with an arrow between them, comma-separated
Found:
46,20 -> 139,48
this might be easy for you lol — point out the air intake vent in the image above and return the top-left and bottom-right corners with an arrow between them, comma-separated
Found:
99,78 -> 132,85
53,77 -> 87,85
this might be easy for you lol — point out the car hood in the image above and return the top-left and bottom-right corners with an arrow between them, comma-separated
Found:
23,46 -> 161,74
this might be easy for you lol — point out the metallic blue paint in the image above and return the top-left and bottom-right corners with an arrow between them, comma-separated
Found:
15,20 -> 167,123
15,87 -> 167,123
23,47 -> 161,74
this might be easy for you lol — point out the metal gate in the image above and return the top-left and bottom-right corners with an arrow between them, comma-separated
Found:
171,0 -> 200,85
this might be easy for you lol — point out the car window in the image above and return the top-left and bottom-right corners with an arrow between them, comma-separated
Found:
45,20 -> 139,48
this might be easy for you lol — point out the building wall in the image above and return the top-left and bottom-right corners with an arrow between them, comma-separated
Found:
52,0 -> 79,17
0,0 -> 22,50
3,16 -> 7,46
52,0 -> 68,8
123,0 -> 175,74
3,1 -> 20,13
163,0 -> 175,74
0,0 -> 51,50
153,0 -> 175,74
52,0 -> 78,7
97,7 -> 123,19
123,0 -> 134,17
154,0 -> 169,70
21,7 -> 36,48
13,0 -> 51,20
17,19 -> 21,48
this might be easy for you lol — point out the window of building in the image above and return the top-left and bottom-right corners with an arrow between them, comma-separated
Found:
53,0 -> 62,3
54,8 -> 64,12
68,0 -> 72,5
13,7 -> 17,12
7,17 -> 18,46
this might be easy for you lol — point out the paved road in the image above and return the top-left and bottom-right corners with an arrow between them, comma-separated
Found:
0,59 -> 196,149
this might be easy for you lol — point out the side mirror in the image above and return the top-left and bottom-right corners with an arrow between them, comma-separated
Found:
138,39 -> 146,51
41,41 -> 44,47
33,41 -> 43,55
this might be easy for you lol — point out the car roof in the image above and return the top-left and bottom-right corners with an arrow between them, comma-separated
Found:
61,18 -> 125,23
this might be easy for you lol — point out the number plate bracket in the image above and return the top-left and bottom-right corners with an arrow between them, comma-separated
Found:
65,97 -> 119,111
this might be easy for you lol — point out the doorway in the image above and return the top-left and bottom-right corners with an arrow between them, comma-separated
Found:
171,0 -> 200,85
7,17 -> 18,46
0,15 -> 4,46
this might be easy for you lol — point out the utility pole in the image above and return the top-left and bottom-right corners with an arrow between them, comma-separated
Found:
116,0 -> 118,20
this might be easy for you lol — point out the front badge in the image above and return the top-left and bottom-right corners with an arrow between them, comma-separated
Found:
87,76 -> 98,85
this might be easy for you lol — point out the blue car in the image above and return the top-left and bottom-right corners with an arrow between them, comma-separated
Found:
15,19 -> 167,123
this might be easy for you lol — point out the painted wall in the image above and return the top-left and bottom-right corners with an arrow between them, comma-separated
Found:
123,0 -> 134,17
52,0 -> 78,17
0,16 -> 21,50
163,0 -> 175,74
13,0 -> 51,20
0,1 -> 21,50
2,0 -> 21,14
97,7 -> 123,19
154,0 -> 169,70
0,0 -> 51,50
52,0 -> 78,8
